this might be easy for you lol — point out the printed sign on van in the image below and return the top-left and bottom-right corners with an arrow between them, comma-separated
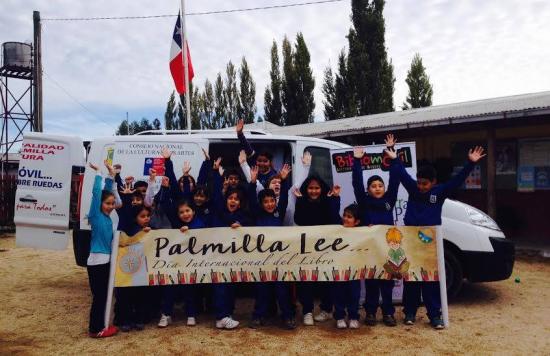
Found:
330,143 -> 417,226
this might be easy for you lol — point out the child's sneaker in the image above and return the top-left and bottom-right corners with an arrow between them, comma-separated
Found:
158,314 -> 172,328
283,318 -> 297,330
187,317 -> 196,326
404,314 -> 416,325
89,325 -> 118,338
430,316 -> 445,330
383,314 -> 397,327
120,324 -> 132,332
216,317 -> 239,329
303,312 -> 314,326
365,313 -> 377,326
336,319 -> 347,329
134,323 -> 145,331
314,310 -> 332,322
349,319 -> 360,329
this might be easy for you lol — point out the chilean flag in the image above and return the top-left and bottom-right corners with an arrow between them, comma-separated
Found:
169,15 -> 194,94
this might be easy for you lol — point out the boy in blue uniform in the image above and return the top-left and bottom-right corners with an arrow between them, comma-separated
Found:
247,164 -> 296,329
352,137 -> 400,327
393,134 -> 486,329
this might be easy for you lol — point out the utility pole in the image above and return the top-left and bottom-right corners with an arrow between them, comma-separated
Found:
33,10 -> 43,132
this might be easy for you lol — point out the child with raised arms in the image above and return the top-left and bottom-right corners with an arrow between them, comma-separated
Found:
352,134 -> 401,327
246,164 -> 297,329
395,136 -> 486,329
86,161 -> 119,338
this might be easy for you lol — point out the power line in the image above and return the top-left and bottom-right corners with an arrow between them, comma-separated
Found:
43,71 -> 117,130
42,0 -> 345,21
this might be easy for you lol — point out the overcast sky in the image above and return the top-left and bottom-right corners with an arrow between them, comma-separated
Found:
1,0 -> 549,140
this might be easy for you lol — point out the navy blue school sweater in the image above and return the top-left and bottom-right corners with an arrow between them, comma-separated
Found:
293,175 -> 341,226
209,169 -> 252,228
238,131 -> 276,187
248,179 -> 289,227
170,215 -> 207,230
398,161 -> 475,226
352,157 -> 400,225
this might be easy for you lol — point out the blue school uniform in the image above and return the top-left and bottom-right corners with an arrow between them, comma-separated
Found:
160,215 -> 206,319
238,131 -> 276,187
248,180 -> 294,321
323,194 -> 362,321
398,160 -> 475,321
352,156 -> 399,316
209,171 -> 252,320
294,175 -> 340,316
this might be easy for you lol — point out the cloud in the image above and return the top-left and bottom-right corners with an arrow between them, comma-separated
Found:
1,0 -> 549,138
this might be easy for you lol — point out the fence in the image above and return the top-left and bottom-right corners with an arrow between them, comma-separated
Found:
0,175 -> 16,230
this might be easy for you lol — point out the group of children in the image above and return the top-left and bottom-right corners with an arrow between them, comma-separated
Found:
85,120 -> 486,337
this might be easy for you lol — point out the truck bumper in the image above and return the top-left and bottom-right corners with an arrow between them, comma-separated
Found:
463,237 -> 515,282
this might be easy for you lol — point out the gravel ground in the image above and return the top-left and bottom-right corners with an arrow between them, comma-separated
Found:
1,234 -> 549,355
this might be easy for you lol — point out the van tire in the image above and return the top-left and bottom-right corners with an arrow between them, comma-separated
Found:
444,248 -> 463,299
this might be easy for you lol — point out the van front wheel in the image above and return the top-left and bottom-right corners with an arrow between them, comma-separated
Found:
444,248 -> 463,299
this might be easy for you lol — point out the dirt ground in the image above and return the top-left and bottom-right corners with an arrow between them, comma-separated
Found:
1,233 -> 549,356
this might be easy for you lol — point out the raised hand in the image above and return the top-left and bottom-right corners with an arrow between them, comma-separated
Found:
385,133 -> 397,148
148,168 -> 157,183
250,165 -> 259,184
113,164 -> 122,174
161,147 -> 172,159
213,157 -> 222,171
180,226 -> 189,233
353,146 -> 365,159
236,119 -> 244,134
238,150 -> 247,165
279,163 -> 291,180
223,177 -> 229,192
293,187 -> 302,198
384,148 -> 397,160
124,176 -> 135,186
183,161 -> 192,176
302,151 -> 312,166
121,182 -> 135,195
201,147 -> 210,160
468,146 -> 486,163
89,162 -> 99,171
104,160 -> 115,177
328,185 -> 341,197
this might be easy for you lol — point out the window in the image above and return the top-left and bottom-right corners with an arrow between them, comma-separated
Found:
305,146 -> 333,187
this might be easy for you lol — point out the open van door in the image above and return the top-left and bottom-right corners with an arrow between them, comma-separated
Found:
14,132 -> 84,250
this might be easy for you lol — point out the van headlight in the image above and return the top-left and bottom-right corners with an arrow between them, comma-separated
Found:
465,207 -> 501,231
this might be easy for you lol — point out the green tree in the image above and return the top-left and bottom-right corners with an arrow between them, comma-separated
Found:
264,41 -> 283,126
402,53 -> 433,110
281,36 -> 297,126
177,82 -> 201,129
201,79 -> 215,129
224,61 -> 239,127
152,118 -> 161,130
164,91 -> 177,130
293,32 -> 315,124
238,57 -> 256,124
116,119 -> 129,135
214,72 -> 226,129
347,0 -> 395,115
322,66 -> 338,120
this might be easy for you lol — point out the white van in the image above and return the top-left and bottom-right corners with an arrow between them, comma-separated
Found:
14,130 -> 514,297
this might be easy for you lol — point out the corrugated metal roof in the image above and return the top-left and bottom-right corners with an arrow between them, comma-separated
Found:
267,91 -> 550,137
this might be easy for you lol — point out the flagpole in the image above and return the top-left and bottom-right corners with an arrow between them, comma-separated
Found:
180,0 -> 192,131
